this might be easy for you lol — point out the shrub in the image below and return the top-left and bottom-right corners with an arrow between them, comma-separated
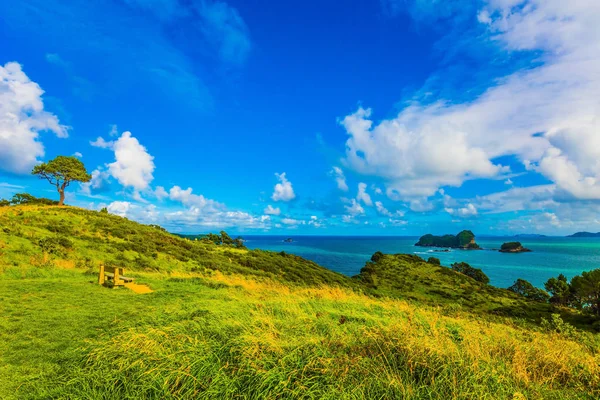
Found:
11,193 -> 59,206
37,236 -> 73,256
427,257 -> 441,265
371,251 -> 384,263
451,262 -> 490,284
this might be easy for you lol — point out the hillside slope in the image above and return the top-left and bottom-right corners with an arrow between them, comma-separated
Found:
1,205 -> 599,399
354,253 -> 558,321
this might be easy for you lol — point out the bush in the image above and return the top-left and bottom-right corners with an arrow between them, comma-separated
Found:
37,236 -> 73,256
11,193 -> 59,206
371,251 -> 384,263
427,257 -> 441,265
451,262 -> 490,284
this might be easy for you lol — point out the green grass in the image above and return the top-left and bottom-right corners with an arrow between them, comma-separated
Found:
0,205 -> 599,399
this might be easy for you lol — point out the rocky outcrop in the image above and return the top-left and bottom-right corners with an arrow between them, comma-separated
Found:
415,230 -> 481,249
499,242 -> 532,253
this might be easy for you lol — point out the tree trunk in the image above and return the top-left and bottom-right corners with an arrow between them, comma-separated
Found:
58,190 -> 65,206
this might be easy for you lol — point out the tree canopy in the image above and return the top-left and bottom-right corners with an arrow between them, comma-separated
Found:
451,262 -> 490,284
32,156 -> 91,206
508,278 -> 550,302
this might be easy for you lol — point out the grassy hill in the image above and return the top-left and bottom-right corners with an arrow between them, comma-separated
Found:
1,205 -> 599,399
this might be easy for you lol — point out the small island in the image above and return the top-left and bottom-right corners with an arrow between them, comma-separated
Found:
499,241 -> 532,253
283,238 -> 293,243
415,230 -> 481,250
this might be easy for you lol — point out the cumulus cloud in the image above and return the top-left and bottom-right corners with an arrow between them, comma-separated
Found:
166,208 -> 269,230
0,62 -> 69,174
80,169 -> 111,196
445,203 -> 478,218
153,186 -> 169,200
106,131 -> 155,191
344,198 -> 364,216
272,172 -> 295,202
169,185 -> 224,211
356,182 -> 373,206
339,0 -> 600,203
308,215 -> 323,227
264,205 -> 281,215
330,166 -> 349,191
73,152 -> 83,158
90,137 -> 114,149
107,201 -> 131,217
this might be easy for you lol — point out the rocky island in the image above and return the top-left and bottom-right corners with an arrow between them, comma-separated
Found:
499,241 -> 532,253
415,230 -> 481,249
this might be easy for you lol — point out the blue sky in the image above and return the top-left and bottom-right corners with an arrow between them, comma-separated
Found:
1,0 -> 600,235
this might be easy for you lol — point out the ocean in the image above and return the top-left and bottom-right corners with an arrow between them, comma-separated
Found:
243,235 -> 600,289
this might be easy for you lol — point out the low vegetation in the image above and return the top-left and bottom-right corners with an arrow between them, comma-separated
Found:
0,204 -> 599,399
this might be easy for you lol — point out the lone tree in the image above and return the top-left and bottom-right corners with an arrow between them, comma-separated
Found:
32,156 -> 91,206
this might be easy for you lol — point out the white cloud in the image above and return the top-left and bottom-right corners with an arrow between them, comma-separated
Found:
272,172 -> 295,202
445,203 -> 478,218
73,152 -> 83,158
109,124 -> 118,136
264,205 -> 281,215
375,201 -> 404,217
504,178 -> 513,185
389,218 -> 408,226
107,201 -> 131,217
281,217 -> 305,225
339,0 -> 600,202
80,169 -> 111,196
90,137 -> 114,149
356,182 -> 373,206
0,62 -> 69,174
169,185 -> 224,211
474,185 -> 557,214
308,215 -> 323,227
330,166 -> 349,191
107,131 -> 155,191
344,198 -> 365,215
154,186 -> 169,200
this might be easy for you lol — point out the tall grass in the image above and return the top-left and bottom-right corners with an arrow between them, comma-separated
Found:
1,205 -> 599,399
9,271 -> 597,400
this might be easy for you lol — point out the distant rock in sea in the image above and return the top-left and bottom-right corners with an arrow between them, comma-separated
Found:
567,232 -> 600,238
283,238 -> 294,243
499,242 -> 532,253
415,230 -> 481,250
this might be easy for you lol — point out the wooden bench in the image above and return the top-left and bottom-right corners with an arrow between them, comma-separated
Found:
98,265 -> 134,287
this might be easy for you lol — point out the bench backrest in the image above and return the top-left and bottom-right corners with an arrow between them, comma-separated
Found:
104,266 -> 125,274
98,265 -> 126,285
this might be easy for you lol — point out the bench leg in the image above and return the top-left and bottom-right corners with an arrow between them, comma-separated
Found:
98,265 -> 105,285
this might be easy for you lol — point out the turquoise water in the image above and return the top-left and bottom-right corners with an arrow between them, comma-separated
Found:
244,236 -> 600,288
